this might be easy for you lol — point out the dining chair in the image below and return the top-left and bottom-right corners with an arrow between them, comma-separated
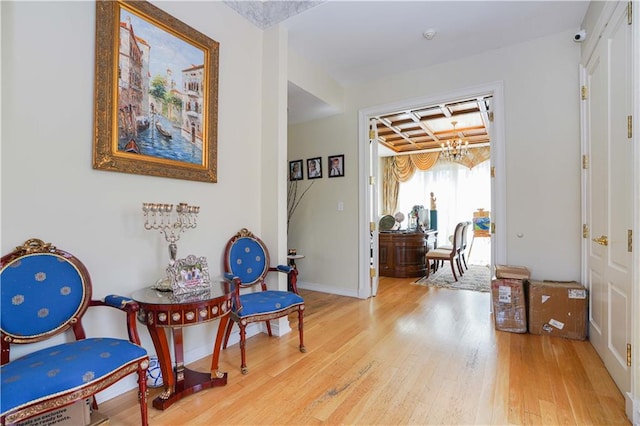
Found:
458,221 -> 472,270
425,221 -> 465,281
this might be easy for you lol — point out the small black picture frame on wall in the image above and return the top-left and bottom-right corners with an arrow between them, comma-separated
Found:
328,154 -> 344,177
289,159 -> 303,181
307,157 -> 322,179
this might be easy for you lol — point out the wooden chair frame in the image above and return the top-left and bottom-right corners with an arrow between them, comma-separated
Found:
459,221 -> 472,270
425,222 -> 465,281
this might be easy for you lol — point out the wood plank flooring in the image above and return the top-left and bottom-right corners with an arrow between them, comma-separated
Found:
100,276 -> 630,425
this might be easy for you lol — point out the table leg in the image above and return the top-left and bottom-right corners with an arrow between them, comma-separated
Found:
145,325 -> 175,404
172,328 -> 185,382
150,319 -> 229,410
210,313 -> 230,378
287,259 -> 297,292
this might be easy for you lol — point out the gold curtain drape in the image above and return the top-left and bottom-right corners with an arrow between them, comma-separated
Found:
380,149 -> 490,216
381,157 -> 399,215
381,152 -> 439,215
392,154 -> 416,182
411,152 -> 440,172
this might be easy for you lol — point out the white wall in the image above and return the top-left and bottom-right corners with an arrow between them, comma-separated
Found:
1,0 -> 272,400
289,29 -> 583,294
288,50 -> 344,112
288,116 -> 356,296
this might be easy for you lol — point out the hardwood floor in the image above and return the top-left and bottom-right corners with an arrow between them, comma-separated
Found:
101,277 -> 630,425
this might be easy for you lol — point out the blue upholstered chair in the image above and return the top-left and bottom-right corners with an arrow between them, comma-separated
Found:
222,228 -> 305,374
0,239 -> 149,425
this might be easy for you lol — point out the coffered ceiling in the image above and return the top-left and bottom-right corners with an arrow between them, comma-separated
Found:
375,95 -> 492,155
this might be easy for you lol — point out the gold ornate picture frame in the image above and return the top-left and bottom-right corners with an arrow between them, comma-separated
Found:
93,0 -> 218,183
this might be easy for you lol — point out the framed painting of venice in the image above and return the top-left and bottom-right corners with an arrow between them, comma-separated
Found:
93,0 -> 219,182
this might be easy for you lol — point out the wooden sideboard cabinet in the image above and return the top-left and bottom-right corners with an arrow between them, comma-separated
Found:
379,230 -> 438,278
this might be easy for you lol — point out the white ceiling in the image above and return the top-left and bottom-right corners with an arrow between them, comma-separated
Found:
224,1 -> 590,124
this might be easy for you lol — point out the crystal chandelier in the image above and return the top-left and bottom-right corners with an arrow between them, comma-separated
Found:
440,121 -> 469,161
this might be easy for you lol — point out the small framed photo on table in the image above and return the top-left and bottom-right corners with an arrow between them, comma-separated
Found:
307,157 -> 322,179
167,254 -> 211,295
328,154 -> 344,177
289,159 -> 303,181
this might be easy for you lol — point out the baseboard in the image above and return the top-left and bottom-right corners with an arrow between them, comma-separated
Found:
297,280 -> 360,298
628,392 -> 639,425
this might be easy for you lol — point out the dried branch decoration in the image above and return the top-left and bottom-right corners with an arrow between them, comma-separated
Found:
287,180 -> 315,232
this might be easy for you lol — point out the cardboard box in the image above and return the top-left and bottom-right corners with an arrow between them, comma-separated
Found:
491,278 -> 527,333
16,400 -> 108,426
18,399 -> 91,426
528,280 -> 588,340
89,412 -> 109,426
495,264 -> 530,280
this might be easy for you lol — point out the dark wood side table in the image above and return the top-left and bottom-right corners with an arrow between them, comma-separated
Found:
131,286 -> 232,410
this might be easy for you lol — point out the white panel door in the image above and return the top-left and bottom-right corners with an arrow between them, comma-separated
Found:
584,2 -> 632,398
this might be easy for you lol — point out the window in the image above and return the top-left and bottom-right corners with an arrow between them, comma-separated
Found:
396,160 -> 490,247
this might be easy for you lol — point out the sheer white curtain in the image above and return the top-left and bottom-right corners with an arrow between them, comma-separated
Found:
396,160 -> 491,246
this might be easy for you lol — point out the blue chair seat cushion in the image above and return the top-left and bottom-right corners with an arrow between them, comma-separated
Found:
237,290 -> 304,318
0,337 -> 147,416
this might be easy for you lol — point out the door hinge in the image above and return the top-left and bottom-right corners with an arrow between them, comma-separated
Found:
488,111 -> 494,122
628,2 -> 632,25
370,267 -> 376,277
583,224 -> 589,239
491,223 -> 495,234
490,166 -> 495,178
628,229 -> 633,252
369,176 -> 376,185
370,221 -> 376,232
369,129 -> 376,140
627,344 -> 632,367
582,154 -> 589,169
581,85 -> 588,100
628,115 -> 633,138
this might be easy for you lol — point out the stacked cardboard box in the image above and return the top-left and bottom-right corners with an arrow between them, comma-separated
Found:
491,265 -> 589,340
495,265 -> 531,280
491,265 -> 530,333
528,280 -> 588,340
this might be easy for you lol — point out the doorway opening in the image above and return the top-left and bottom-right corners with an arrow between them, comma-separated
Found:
357,82 -> 507,298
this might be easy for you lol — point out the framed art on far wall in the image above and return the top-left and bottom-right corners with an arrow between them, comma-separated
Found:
289,159 -> 303,181
307,157 -> 322,179
93,0 -> 219,183
328,154 -> 344,177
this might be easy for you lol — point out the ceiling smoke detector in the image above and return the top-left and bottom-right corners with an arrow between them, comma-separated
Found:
423,29 -> 436,40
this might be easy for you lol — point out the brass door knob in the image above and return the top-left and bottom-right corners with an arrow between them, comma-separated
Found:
592,235 -> 609,246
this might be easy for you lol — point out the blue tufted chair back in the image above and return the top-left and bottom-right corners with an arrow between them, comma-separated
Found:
225,232 -> 270,287
1,239 -> 91,344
